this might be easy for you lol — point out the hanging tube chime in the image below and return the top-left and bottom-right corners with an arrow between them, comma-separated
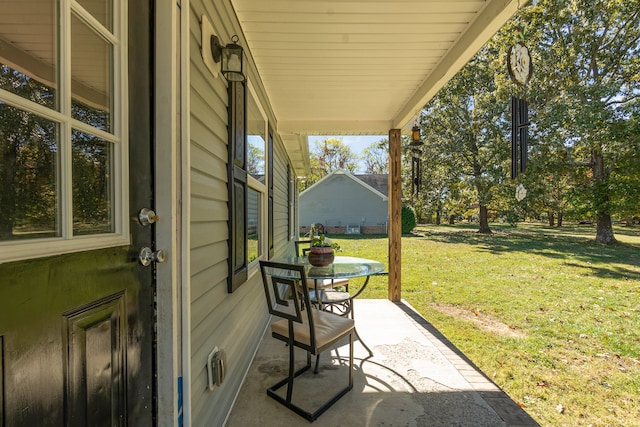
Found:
410,124 -> 423,195
511,96 -> 529,179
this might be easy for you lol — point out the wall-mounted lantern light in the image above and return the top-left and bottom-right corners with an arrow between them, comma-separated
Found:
211,34 -> 245,82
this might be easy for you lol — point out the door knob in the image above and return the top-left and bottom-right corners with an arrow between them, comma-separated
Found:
138,247 -> 166,266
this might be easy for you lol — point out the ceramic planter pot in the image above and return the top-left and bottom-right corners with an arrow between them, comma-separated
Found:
308,246 -> 334,267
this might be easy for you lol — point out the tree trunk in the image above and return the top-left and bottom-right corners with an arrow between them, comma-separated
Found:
434,199 -> 443,225
592,149 -> 616,244
596,212 -> 615,243
557,212 -> 563,227
449,214 -> 455,225
548,211 -> 555,227
0,139 -> 18,238
478,204 -> 492,234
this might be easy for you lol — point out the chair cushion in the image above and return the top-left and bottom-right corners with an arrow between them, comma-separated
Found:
271,309 -> 354,349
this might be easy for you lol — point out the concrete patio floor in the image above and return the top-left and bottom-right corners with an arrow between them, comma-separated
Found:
225,299 -> 539,427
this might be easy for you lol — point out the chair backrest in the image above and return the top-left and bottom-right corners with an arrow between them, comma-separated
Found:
259,260 -> 314,329
312,223 -> 324,235
294,240 -> 312,257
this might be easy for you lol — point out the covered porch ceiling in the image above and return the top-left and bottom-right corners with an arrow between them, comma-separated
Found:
231,0 -> 525,175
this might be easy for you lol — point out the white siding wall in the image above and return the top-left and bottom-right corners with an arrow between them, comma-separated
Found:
272,141 -> 292,256
188,1 -> 295,425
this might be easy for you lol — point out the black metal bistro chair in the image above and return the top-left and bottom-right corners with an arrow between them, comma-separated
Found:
259,260 -> 355,422
295,239 -> 374,365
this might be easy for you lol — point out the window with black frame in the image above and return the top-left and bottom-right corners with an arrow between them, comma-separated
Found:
227,81 -> 269,292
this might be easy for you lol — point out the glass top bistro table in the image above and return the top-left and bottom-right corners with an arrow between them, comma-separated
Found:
283,255 -> 386,281
271,255 -> 386,357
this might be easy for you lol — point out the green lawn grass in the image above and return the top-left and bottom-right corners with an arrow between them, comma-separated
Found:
331,223 -> 640,426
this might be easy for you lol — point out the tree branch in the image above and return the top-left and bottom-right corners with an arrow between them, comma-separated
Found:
565,147 -> 591,167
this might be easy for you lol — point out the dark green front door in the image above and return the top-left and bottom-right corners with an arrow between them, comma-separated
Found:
0,0 -> 156,425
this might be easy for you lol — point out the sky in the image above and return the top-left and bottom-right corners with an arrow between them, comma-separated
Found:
308,134 -> 387,173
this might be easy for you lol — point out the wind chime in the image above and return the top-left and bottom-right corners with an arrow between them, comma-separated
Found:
410,123 -> 423,196
507,29 -> 532,179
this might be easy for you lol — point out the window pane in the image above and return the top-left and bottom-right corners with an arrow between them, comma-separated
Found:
71,14 -> 112,132
247,187 -> 260,262
72,130 -> 113,235
0,103 -> 59,240
247,136 -> 265,182
76,0 -> 113,31
0,1 -> 57,109
247,92 -> 265,182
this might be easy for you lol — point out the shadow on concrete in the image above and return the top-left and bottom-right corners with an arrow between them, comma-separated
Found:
225,300 -> 538,427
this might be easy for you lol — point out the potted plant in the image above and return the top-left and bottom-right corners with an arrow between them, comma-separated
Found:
307,225 -> 341,267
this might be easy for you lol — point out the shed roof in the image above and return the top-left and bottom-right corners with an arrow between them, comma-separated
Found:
354,174 -> 388,197
301,170 -> 388,201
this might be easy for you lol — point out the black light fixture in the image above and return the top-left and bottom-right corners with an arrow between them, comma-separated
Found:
210,34 -> 245,82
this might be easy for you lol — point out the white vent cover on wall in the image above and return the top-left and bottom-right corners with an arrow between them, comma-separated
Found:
346,225 -> 360,234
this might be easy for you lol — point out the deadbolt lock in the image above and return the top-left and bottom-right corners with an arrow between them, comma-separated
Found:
138,208 -> 159,226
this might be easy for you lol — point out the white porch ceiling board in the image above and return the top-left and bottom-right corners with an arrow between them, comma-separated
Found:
244,32 -> 460,44
243,22 -> 469,34
235,1 -> 488,15
230,0 -> 524,174
279,119 -> 394,136
254,49 -> 446,60
242,12 -> 478,25
277,100 -> 407,121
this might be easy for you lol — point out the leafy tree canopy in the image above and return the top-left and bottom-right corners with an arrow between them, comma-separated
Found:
300,138 -> 358,191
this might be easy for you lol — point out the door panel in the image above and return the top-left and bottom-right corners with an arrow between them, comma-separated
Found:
1,249 -> 150,426
64,291 -> 127,427
0,0 -> 155,425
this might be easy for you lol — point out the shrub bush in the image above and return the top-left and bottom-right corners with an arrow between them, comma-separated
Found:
402,205 -> 417,234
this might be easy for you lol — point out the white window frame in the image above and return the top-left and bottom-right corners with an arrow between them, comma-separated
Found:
288,166 -> 295,240
0,0 -> 128,263
246,82 -> 268,275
